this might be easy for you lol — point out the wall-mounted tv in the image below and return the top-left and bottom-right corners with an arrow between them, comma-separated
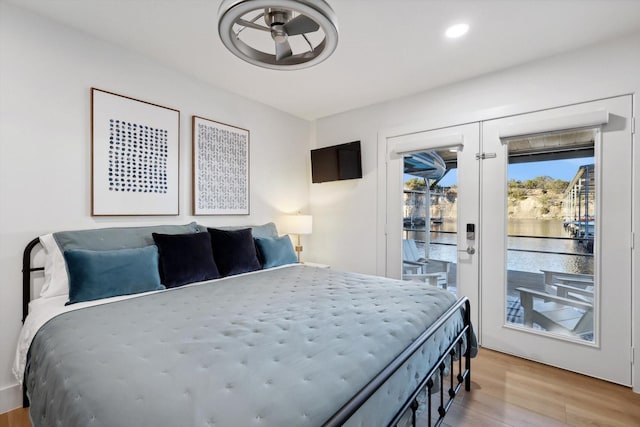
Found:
311,141 -> 363,183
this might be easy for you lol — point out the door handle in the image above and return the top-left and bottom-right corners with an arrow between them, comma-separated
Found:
458,246 -> 476,255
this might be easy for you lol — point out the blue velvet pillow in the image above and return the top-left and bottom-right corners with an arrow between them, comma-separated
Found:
64,246 -> 164,305
207,228 -> 261,276
255,235 -> 298,268
152,232 -> 220,288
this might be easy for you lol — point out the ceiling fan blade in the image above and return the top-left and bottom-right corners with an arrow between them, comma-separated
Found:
237,18 -> 269,31
275,40 -> 293,61
283,15 -> 319,36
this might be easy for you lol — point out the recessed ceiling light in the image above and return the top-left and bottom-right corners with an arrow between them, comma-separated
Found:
445,23 -> 469,39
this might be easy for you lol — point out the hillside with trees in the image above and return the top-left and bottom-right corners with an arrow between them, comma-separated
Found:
507,176 -> 569,219
404,176 -> 570,219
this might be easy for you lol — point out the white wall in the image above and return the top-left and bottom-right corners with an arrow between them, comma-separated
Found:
0,3 -> 311,412
311,34 -> 640,390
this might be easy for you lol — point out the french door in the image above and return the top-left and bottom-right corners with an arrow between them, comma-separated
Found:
481,96 -> 633,385
385,123 -> 481,329
385,96 -> 633,385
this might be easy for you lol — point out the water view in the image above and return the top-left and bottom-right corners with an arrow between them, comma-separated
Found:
422,218 -> 594,275
403,132 -> 596,341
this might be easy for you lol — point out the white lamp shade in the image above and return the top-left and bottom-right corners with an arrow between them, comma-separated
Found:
285,215 -> 313,235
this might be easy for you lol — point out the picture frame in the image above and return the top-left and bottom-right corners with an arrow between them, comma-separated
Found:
91,88 -> 180,216
192,116 -> 250,215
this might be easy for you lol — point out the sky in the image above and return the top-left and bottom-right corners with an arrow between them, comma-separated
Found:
407,157 -> 595,187
507,158 -> 594,182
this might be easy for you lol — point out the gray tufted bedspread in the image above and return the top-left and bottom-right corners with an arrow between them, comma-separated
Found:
25,265 -> 469,427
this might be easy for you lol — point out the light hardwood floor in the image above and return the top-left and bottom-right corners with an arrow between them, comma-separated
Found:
0,408 -> 28,427
2,348 -> 639,427
443,348 -> 640,427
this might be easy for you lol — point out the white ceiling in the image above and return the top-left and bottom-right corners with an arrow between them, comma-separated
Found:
7,0 -> 640,120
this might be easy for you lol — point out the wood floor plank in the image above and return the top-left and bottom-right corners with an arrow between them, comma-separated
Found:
466,348 -> 640,427
470,351 -> 569,422
565,403 -> 639,427
0,409 -> 29,427
564,385 -> 640,427
455,384 -> 568,427
439,399 -> 513,427
476,370 -> 566,414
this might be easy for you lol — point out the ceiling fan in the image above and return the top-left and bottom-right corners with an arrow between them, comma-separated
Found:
218,0 -> 339,70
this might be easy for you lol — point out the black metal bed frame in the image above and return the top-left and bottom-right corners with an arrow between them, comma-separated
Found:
22,236 -> 471,426
324,297 -> 471,427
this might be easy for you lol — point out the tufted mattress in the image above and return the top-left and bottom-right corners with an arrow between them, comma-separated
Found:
24,265 -> 468,427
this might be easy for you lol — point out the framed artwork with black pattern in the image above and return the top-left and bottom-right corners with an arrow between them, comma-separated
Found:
192,116 -> 250,215
91,88 -> 180,216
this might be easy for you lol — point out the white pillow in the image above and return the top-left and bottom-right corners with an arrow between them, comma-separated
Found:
38,234 -> 54,296
39,234 -> 69,298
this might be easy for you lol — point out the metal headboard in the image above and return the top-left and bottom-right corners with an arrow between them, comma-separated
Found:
21,237 -> 42,407
22,237 -> 43,322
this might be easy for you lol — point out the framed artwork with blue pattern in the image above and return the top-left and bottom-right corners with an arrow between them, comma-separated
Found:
192,116 -> 250,215
91,88 -> 180,215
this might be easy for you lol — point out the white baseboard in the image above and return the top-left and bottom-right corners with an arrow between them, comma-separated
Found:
0,383 -> 22,414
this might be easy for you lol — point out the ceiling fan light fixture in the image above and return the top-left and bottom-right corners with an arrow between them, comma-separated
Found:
218,0 -> 339,70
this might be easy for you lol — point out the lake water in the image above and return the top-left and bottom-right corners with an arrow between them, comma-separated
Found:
408,218 -> 594,275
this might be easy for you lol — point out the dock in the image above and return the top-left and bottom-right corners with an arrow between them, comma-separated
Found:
563,164 -> 595,252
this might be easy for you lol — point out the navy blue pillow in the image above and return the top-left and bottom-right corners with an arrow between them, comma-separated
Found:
207,228 -> 261,276
255,235 -> 298,268
152,232 -> 220,288
64,246 -> 165,305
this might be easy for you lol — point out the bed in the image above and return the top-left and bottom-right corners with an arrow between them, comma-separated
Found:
15,222 -> 474,427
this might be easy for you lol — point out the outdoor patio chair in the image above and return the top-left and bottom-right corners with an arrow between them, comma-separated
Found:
540,269 -> 594,304
516,271 -> 594,337
402,273 -> 442,287
402,239 -> 450,288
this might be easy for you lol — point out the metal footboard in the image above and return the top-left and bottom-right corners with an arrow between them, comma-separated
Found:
323,297 -> 471,427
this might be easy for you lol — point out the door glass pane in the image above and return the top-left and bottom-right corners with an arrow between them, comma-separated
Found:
402,148 -> 457,296
505,130 -> 596,343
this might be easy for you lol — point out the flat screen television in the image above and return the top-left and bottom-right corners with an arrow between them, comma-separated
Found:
311,141 -> 363,183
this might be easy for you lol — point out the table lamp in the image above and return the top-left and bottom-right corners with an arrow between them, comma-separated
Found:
285,214 -> 313,263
